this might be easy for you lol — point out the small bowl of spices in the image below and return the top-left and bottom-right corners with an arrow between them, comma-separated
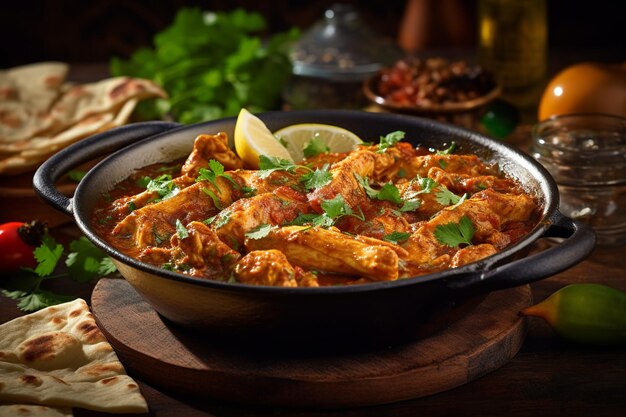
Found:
364,57 -> 500,127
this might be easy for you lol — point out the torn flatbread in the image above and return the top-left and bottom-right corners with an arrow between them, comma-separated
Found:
0,404 -> 72,417
0,298 -> 148,414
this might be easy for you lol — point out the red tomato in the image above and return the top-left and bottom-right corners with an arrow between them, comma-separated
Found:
0,222 -> 39,273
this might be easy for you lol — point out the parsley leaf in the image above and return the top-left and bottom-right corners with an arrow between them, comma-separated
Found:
378,131 -> 405,153
245,223 -> 272,240
435,186 -> 464,206
383,231 -> 411,244
258,155 -> 298,178
434,216 -> 475,247
175,219 -> 189,239
34,235 -> 64,277
65,237 -> 117,283
303,135 -> 330,158
211,209 -> 231,229
400,198 -> 421,212
300,165 -> 332,190
355,174 -> 403,205
201,187 -> 223,209
1,289 -> 74,312
436,142 -> 457,155
146,174 -> 179,201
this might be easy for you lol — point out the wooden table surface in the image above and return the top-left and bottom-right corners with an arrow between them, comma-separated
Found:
1,64 -> 625,417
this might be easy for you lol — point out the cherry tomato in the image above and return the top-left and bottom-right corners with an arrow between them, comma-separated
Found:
0,222 -> 41,273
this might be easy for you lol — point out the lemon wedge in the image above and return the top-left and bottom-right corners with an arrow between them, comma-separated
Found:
273,123 -> 363,162
234,108 -> 294,169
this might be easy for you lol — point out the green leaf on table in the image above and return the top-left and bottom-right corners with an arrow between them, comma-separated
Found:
34,235 -> 64,277
65,236 -> 116,283
1,289 -> 75,312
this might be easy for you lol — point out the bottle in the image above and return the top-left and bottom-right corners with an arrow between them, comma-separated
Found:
478,0 -> 547,110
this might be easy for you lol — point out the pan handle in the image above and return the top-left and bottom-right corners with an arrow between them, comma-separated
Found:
33,121 -> 180,217
448,211 -> 596,292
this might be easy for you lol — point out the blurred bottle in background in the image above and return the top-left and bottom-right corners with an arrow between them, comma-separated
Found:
478,0 -> 547,114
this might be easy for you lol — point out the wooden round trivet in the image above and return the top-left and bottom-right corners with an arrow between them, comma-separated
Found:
91,278 -> 531,408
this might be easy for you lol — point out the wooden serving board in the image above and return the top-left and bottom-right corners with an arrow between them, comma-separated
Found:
91,278 -> 531,408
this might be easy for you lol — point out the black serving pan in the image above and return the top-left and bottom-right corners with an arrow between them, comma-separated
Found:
33,111 -> 595,349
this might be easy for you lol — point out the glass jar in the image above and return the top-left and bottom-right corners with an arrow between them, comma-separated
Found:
284,4 -> 400,110
531,113 -> 626,246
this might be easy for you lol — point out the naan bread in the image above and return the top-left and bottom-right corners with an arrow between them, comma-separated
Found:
0,404 -> 72,417
0,298 -> 148,414
0,62 -> 69,144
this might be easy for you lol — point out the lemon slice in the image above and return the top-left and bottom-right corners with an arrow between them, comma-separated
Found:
273,123 -> 363,162
234,108 -> 294,168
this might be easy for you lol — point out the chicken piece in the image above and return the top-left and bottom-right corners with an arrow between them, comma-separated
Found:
214,186 -> 312,249
229,169 -> 302,195
181,132 -> 243,179
112,177 -> 236,250
405,154 -> 496,178
168,221 -> 240,278
397,178 -> 447,219
427,167 -> 520,195
308,148 -> 375,212
346,208 -> 412,241
451,244 -> 497,267
371,142 -> 420,182
245,226 -> 399,281
401,189 -> 537,268
233,249 -> 319,287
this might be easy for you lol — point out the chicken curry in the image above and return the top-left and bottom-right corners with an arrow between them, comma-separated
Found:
92,130 -> 541,287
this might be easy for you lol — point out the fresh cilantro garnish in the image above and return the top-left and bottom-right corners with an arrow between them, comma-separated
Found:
258,155 -> 299,178
383,231 -> 411,244
196,159 -> 239,190
136,176 -> 152,188
397,168 -> 407,178
127,201 -> 137,213
400,198 -> 421,212
33,234 -> 64,277
434,215 -> 475,247
1,289 -> 74,312
355,174 -> 403,205
211,209 -> 231,229
109,8 -> 299,123
146,174 -> 179,201
259,155 -> 332,191
303,135 -> 330,158
175,219 -> 189,239
65,236 -> 117,283
201,187 -> 223,210
439,159 -> 447,169
2,234 -> 117,312
67,170 -> 86,183
245,223 -> 272,240
436,142 -> 457,155
377,131 -> 405,153
289,195 -> 364,229
414,176 -> 438,193
300,164 -> 332,190
435,186 -> 465,206
241,186 -> 257,197
287,213 -> 321,226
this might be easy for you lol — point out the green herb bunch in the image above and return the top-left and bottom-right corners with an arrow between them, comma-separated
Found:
110,8 -> 299,123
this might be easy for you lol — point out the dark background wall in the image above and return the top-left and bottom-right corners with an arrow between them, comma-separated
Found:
1,0 -> 624,68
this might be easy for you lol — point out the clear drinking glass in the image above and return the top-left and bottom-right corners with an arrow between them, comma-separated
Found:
531,113 -> 626,246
